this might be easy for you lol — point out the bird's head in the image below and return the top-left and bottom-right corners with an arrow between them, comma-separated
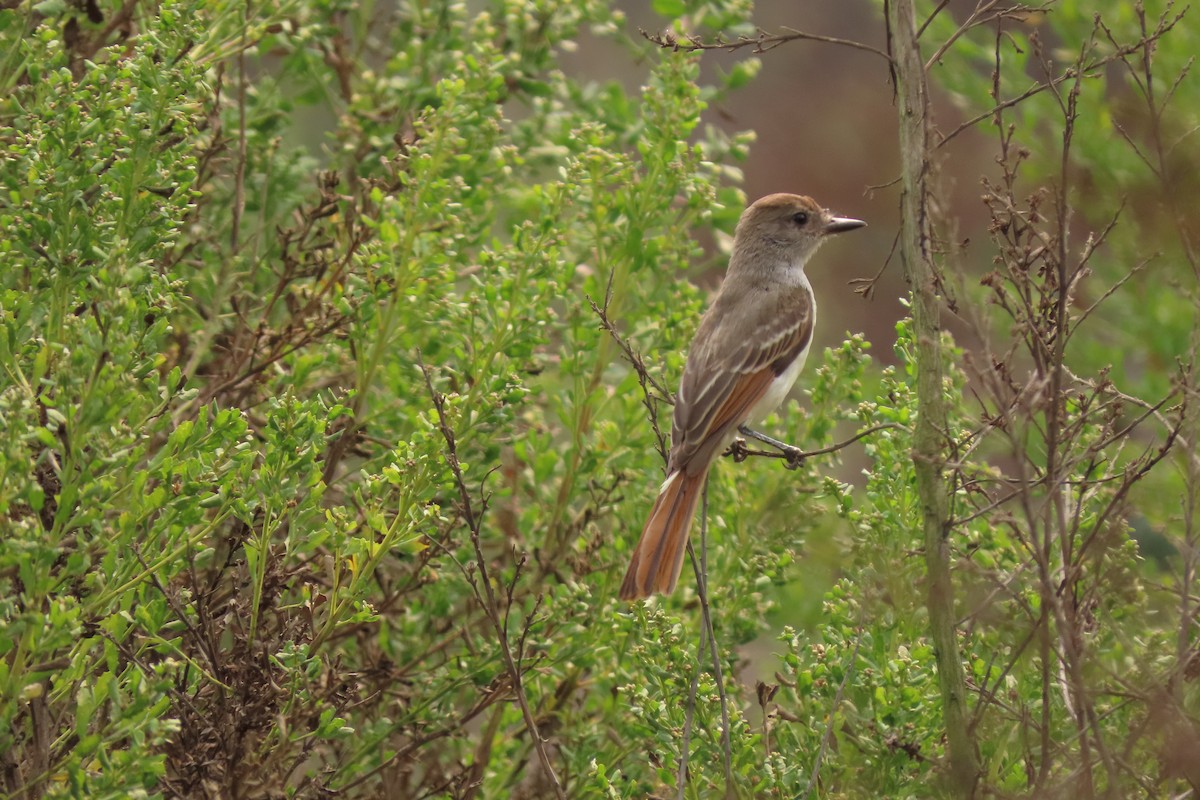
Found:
734,193 -> 866,263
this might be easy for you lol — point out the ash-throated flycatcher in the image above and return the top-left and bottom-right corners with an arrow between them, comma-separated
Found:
620,193 -> 865,600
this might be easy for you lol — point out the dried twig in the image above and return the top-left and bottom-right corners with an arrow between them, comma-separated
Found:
923,1 -> 1054,71
588,295 -> 672,463
937,8 -> 1183,149
801,629 -> 863,800
418,357 -> 567,800
686,486 -> 736,797
849,228 -> 901,300
676,616 -> 706,800
640,26 -> 893,64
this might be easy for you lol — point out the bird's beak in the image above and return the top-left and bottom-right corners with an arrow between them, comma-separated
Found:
824,216 -> 867,235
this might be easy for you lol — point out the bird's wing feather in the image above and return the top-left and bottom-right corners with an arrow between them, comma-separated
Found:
668,286 -> 813,472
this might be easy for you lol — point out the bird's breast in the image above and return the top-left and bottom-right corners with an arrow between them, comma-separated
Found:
746,342 -> 811,426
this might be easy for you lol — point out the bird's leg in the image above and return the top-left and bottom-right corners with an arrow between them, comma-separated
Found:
737,425 -> 805,469
737,425 -> 798,452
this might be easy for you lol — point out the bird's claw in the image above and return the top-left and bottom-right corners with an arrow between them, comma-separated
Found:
783,448 -> 805,470
728,438 -> 750,463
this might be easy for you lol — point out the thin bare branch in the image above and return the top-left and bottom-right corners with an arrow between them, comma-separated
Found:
419,357 -> 566,800
917,0 -> 954,40
924,2 -> 1052,71
685,486 -> 735,797
588,295 -> 672,463
640,26 -> 893,64
801,629 -> 863,800
939,5 -> 1184,149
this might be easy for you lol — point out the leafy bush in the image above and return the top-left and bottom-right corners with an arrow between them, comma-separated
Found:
2,0 -> 1198,798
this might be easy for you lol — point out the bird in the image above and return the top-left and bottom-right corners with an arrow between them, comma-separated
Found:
619,193 -> 866,600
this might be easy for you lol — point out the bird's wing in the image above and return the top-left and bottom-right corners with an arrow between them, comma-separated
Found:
668,286 -> 813,473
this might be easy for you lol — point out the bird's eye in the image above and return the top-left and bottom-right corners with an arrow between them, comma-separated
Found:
792,211 -> 809,226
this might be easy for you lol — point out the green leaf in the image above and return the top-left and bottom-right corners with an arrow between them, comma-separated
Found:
652,0 -> 687,17
33,0 -> 68,14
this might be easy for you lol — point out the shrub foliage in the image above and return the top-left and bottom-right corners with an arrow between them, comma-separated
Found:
1,0 -> 1198,798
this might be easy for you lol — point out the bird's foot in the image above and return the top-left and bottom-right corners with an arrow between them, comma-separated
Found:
728,437 -> 751,463
737,425 -> 806,470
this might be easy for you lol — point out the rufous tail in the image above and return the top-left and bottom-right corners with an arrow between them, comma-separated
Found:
619,469 -> 707,600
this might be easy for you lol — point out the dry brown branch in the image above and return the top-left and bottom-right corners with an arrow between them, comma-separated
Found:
418,358 -> 567,800
587,294 -> 672,464
923,1 -> 1054,70
937,7 -> 1184,149
917,0 -> 954,39
640,26 -> 893,63
938,5 -> 1197,791
801,629 -> 864,800
683,490 -> 736,798
849,228 -> 901,300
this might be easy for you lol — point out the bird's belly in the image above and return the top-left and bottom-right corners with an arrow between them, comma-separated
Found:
746,343 -> 810,427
